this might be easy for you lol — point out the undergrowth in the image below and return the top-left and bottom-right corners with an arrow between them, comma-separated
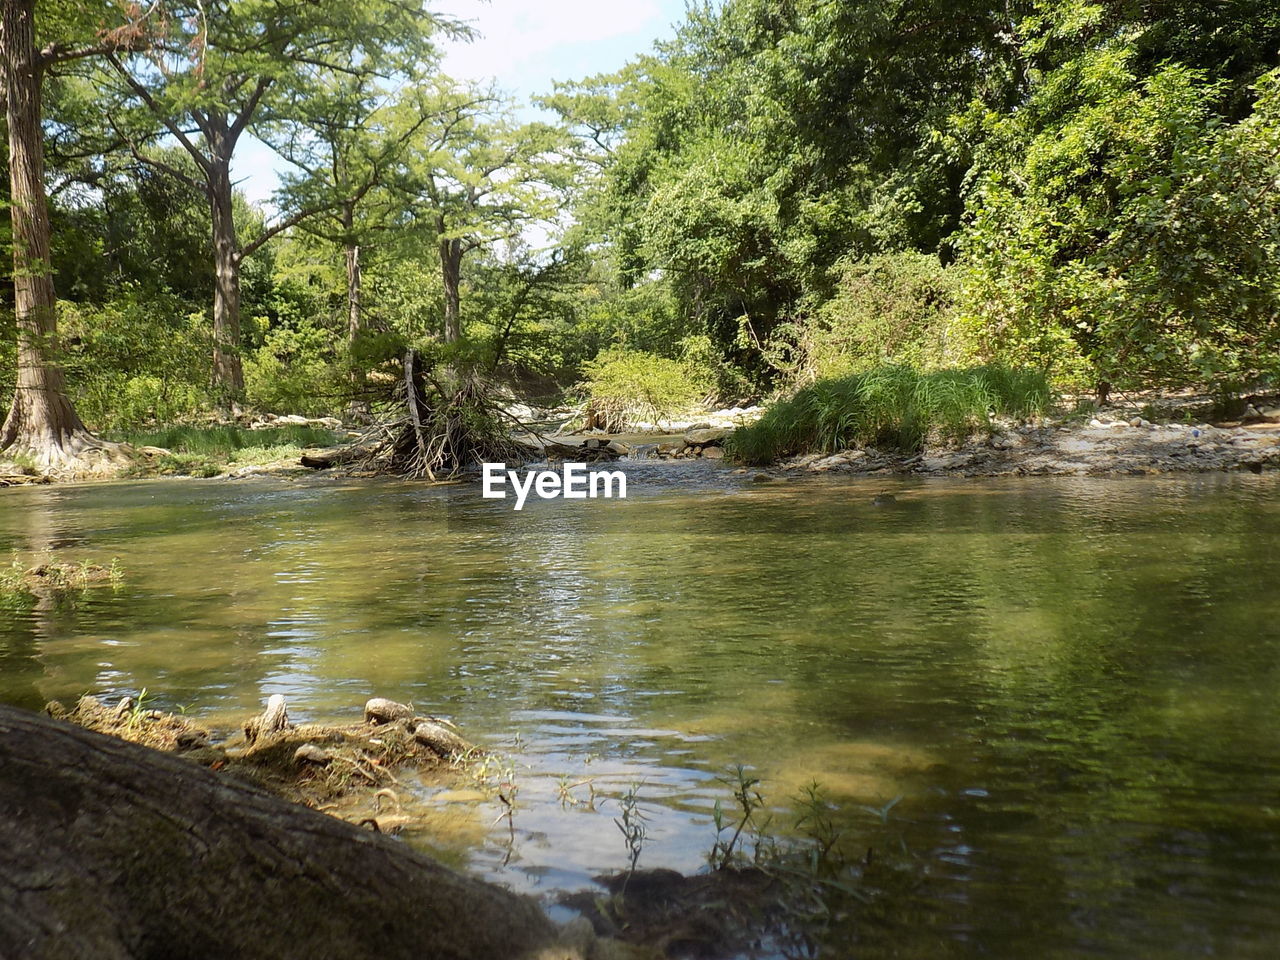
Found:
727,365 -> 1052,464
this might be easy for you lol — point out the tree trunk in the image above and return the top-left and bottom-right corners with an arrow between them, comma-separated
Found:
343,202 -> 368,416
0,703 -> 576,960
209,154 -> 245,404
0,0 -> 116,474
440,235 -> 463,344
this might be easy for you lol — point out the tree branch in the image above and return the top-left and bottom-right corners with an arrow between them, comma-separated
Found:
241,200 -> 342,258
105,52 -> 211,173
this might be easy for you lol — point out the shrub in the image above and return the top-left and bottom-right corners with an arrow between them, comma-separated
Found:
786,252 -> 965,382
726,365 -> 1051,464
677,334 -> 752,404
960,58 -> 1280,393
58,294 -> 210,429
244,323 -> 343,417
580,348 -> 705,431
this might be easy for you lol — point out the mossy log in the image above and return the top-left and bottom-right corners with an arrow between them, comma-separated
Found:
0,704 -> 580,960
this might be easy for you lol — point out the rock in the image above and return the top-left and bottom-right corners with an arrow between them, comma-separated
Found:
657,441 -> 685,456
684,427 -> 730,446
364,697 -> 415,725
1130,417 -> 1143,427
752,473 -> 772,483
702,446 -> 725,460
174,728 -> 210,750
294,744 -> 332,765
628,443 -> 658,460
606,440 -> 630,455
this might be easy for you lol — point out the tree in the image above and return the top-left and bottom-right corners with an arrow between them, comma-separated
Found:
0,0 -> 138,472
102,0 -> 452,403
959,4 -> 1280,395
394,80 -> 567,345
265,67 -> 448,408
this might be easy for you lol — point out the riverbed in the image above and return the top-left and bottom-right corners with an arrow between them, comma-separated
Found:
2,466 -> 1278,958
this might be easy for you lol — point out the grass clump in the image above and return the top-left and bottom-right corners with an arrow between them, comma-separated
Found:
112,424 -> 339,477
727,365 -> 1051,465
1,555 -> 124,603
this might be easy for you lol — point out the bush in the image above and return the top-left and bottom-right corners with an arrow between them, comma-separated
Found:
244,323 -> 343,417
785,252 -> 965,382
58,294 -> 210,429
580,348 -> 706,431
961,58 -> 1280,393
726,365 -> 1051,464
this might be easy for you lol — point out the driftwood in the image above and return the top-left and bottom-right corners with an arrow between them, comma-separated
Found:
300,445 -> 373,469
0,704 -> 584,960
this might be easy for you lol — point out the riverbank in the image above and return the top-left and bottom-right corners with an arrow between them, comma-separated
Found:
782,414 -> 1280,477
5,399 -> 1280,486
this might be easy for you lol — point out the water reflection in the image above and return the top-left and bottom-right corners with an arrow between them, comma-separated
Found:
2,472 -> 1279,957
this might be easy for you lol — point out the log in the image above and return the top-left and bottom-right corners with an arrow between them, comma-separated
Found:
0,704 -> 575,960
299,445 -> 373,469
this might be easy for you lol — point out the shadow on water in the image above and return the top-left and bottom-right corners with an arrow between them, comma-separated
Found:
2,469 -> 1280,957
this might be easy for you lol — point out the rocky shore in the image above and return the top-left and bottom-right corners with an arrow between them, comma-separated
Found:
786,415 -> 1280,477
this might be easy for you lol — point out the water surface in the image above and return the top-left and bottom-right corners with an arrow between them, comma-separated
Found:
2,467 -> 1278,958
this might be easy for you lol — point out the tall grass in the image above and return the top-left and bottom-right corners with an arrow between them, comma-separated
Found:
113,424 -> 338,456
727,366 -> 1051,465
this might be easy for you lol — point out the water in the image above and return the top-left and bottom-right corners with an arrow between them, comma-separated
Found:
2,467 -> 1279,957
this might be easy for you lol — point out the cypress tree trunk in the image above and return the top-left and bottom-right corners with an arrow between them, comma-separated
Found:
0,704 -> 574,959
208,152 -> 245,402
0,0 -> 122,474
342,204 -> 368,415
439,221 -> 463,343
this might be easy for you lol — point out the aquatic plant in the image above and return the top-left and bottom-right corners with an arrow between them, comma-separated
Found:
615,782 -> 649,890
726,365 -> 1052,464
0,554 -> 124,601
708,764 -> 768,869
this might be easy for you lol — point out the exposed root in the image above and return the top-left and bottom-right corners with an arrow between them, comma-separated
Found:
1,431 -> 137,480
47,693 -> 483,829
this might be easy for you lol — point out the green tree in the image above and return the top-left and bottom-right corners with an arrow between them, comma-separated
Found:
0,0 -> 144,470
393,79 -> 568,345
960,5 -> 1280,395
101,0 -> 453,403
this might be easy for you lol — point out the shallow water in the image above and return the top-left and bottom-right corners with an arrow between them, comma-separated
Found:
2,466 -> 1279,957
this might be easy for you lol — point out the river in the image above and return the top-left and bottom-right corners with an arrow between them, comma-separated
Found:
2,466 -> 1278,958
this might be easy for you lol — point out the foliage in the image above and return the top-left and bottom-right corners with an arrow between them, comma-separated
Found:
244,322 -> 344,417
961,50 -> 1280,393
727,366 -> 1052,464
579,348 -> 706,431
58,296 -> 210,430
779,252 -> 965,383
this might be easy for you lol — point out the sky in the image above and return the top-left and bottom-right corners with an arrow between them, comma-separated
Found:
232,0 -> 690,208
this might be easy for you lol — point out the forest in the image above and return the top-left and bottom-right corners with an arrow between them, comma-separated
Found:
2,0 -> 1278,476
